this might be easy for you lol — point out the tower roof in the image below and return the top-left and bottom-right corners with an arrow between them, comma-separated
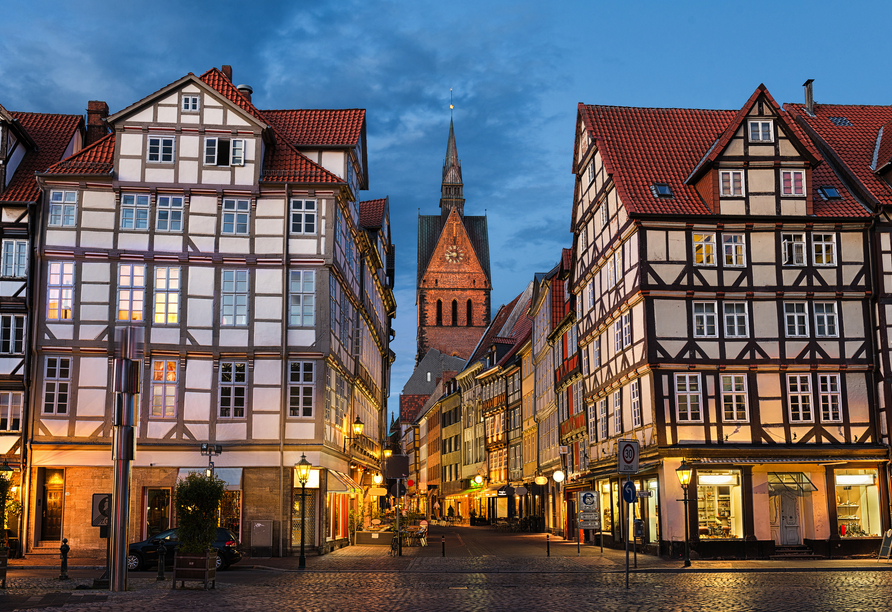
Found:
443,117 -> 462,184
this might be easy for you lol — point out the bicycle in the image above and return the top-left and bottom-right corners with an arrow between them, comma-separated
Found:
390,530 -> 402,556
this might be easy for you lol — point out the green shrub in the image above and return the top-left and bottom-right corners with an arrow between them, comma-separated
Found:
174,472 -> 225,553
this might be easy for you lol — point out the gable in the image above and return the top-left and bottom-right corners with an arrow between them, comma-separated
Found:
419,208 -> 489,290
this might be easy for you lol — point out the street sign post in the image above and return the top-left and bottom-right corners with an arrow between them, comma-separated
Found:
621,480 -> 638,504
618,440 -> 639,474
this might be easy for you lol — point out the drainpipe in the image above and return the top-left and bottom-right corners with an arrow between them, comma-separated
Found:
278,183 -> 292,558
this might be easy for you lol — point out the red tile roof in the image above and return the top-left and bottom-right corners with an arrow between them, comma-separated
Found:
264,109 -> 365,147
262,142 -> 344,184
1,112 -> 82,203
400,394 -> 429,424
199,68 -> 268,125
360,198 -> 387,228
44,132 -> 115,176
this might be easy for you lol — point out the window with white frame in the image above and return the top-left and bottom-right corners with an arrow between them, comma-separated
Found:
182,95 -> 200,112
219,361 -> 247,418
606,257 -> 616,287
693,302 -> 718,338
600,202 -> 608,228
613,389 -> 622,435
1,240 -> 27,277
813,233 -> 836,266
782,233 -> 806,266
622,312 -> 632,348
156,195 -> 184,232
48,191 -> 77,227
221,270 -> 249,326
787,374 -> 813,422
0,315 -> 25,354
819,374 -> 841,422
720,170 -> 744,197
117,264 -> 145,321
290,199 -> 317,234
722,234 -> 745,266
749,120 -> 773,142
580,225 -> 588,251
0,391 -> 22,431
587,160 -> 595,184
43,357 -> 71,415
675,373 -> 702,422
593,336 -> 601,368
631,379 -> 641,428
586,283 -> 594,311
204,137 -> 245,166
614,318 -> 623,352
147,136 -> 174,163
221,198 -> 250,235
784,302 -> 808,337
581,345 -> 589,375
154,267 -> 180,325
722,374 -> 748,422
693,233 -> 715,266
587,401 -> 598,443
289,362 -> 314,418
121,194 -> 150,230
151,359 -> 178,418
723,302 -> 748,338
814,302 -> 838,338
613,250 -> 622,285
289,270 -> 315,327
599,398 -> 608,440
781,170 -> 805,196
47,262 -> 74,320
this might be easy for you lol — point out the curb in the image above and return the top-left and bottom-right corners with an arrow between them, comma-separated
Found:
243,564 -> 892,574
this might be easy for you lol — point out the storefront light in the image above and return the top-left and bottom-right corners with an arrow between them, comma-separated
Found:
372,473 -> 383,485
836,474 -> 875,486
698,474 -> 738,485
553,470 -> 565,483
535,476 -> 548,485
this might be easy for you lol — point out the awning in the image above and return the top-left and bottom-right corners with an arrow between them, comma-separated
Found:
327,470 -> 362,495
177,467 -> 242,491
445,488 -> 478,499
696,457 -> 882,464
768,472 -> 818,496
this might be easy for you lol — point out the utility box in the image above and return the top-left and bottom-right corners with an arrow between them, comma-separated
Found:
251,520 -> 274,558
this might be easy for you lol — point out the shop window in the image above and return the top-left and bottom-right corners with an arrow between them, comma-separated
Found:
145,488 -> 171,539
835,469 -> 881,538
219,491 -> 241,538
695,470 -> 743,539
645,479 -> 659,543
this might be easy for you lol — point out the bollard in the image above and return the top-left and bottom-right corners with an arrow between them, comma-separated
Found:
157,541 -> 166,581
59,538 -> 70,581
442,535 -> 445,557
546,533 -> 550,557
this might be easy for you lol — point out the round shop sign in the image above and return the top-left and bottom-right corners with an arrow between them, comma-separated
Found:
420,520 -> 428,528
515,486 -> 528,496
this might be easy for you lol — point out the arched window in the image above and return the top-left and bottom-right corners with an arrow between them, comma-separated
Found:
466,299 -> 473,326
451,300 -> 458,327
436,300 -> 443,326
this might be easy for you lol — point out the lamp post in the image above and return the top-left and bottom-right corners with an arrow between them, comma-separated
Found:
553,470 -> 565,537
200,443 -> 222,478
296,454 -> 312,569
675,459 -> 693,568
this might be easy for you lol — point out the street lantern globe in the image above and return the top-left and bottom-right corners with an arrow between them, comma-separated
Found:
473,475 -> 483,485
296,453 -> 312,486
553,470 -> 565,483
676,459 -> 693,487
383,446 -> 393,459
534,475 -> 548,486
352,417 -> 364,437
372,472 -> 383,485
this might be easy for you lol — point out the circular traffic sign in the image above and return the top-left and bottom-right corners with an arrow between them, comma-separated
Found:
581,492 -> 596,506
622,480 -> 637,504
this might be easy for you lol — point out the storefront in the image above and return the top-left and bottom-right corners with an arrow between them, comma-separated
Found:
177,467 -> 243,540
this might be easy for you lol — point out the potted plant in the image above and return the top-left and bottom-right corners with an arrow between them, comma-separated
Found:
0,474 -> 11,587
172,472 -> 224,590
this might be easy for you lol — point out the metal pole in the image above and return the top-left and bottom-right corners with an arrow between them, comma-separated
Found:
299,482 -> 307,568
682,483 -> 691,567
546,533 -> 550,557
625,476 -> 630,590
396,478 -> 402,557
441,534 -> 445,557
577,529 -> 580,556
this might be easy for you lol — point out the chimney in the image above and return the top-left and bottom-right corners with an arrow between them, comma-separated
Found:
803,79 -> 814,116
236,84 -> 253,103
85,100 -> 109,147
222,65 -> 233,81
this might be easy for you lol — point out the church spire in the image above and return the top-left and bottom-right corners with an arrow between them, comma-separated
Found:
440,93 -> 465,218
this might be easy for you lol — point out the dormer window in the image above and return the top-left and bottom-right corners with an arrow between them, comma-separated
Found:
204,137 -> 245,166
819,185 -> 841,200
182,95 -> 200,112
749,120 -> 773,142
719,170 -> 744,197
651,183 -> 672,198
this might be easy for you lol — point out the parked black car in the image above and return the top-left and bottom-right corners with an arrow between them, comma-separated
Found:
127,527 -> 242,571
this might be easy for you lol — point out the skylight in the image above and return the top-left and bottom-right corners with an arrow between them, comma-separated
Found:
829,116 -> 853,127
819,185 -> 841,200
651,183 -> 673,198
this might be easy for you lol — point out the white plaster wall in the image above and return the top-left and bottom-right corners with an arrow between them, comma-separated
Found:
79,357 -> 109,387
185,360 -> 213,389
76,389 -> 107,417
183,391 -> 211,421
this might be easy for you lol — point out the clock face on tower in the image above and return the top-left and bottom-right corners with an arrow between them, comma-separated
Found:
444,245 -> 466,264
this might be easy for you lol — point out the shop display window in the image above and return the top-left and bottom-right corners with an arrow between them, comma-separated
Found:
645,478 -> 659,543
219,491 -> 241,538
598,480 -> 612,536
145,488 -> 170,538
696,470 -> 743,539
835,469 -> 881,538
612,482 -> 621,540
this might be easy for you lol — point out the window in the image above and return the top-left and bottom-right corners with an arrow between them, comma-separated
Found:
606,257 -> 616,287
467,299 -> 473,327
586,283 -> 594,311
222,198 -> 250,235
784,302 -> 808,337
289,362 -> 314,417
182,95 -> 200,112
593,336 -> 601,368
117,264 -> 145,321
814,302 -> 838,338
154,267 -> 180,325
156,196 -> 184,232
0,391 -> 22,431
289,270 -> 315,327
147,137 -> 174,163
0,315 -> 25,354
631,380 -> 641,428
782,233 -> 806,266
749,120 -> 773,142
719,171 -> 744,197
813,233 -> 836,266
581,345 -> 589,375
622,312 -> 632,348
219,361 -> 247,419
652,183 -> 673,197
614,313 -> 631,352
781,170 -> 805,196
693,302 -> 718,338
787,374 -> 813,422
151,359 -> 178,418
722,374 -> 748,422
819,186 -> 841,200
819,374 -> 841,422
44,357 -> 71,415
204,138 -> 245,167
693,233 -> 715,266
675,373 -> 702,422
1,240 -> 28,277
599,398 -> 608,440
600,202 -> 608,227
613,250 -> 622,286
722,234 -> 745,266
613,389 -> 622,435
121,194 -> 150,230
587,160 -> 595,184
49,191 -> 77,227
580,225 -> 588,251
290,199 -> 317,234
47,262 -> 74,320
723,302 -> 748,338
221,270 -> 249,326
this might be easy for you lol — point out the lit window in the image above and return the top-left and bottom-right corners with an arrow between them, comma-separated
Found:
693,233 -> 715,266
819,374 -> 841,422
289,361 -> 315,417
675,373 -> 702,422
722,374 -> 748,422
782,233 -> 806,266
814,302 -> 838,338
121,194 -> 150,230
147,137 -> 175,163
1,240 -> 28,277
719,171 -> 744,197
722,234 -> 745,266
693,302 -> 718,338
182,95 -> 200,112
813,233 -> 836,266
289,270 -> 316,326
151,359 -> 178,418
221,270 -> 249,326
156,196 -> 184,232
723,302 -> 748,338
290,199 -> 317,234
117,264 -> 145,321
0,315 -> 25,354
49,191 -> 77,227
749,120 -> 773,142
47,262 -> 74,320
784,302 -> 808,337
0,391 -> 22,431
782,170 -> 806,196
787,374 -> 813,422
154,267 -> 180,325
219,361 -> 247,419
43,357 -> 71,415
204,138 -> 245,166
222,198 -> 250,235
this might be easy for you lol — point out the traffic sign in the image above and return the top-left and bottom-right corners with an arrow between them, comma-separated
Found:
578,520 -> 600,529
92,493 -> 110,527
637,490 -> 653,498
578,512 -> 599,521
577,490 -> 598,512
621,480 -> 638,504
618,439 -> 639,473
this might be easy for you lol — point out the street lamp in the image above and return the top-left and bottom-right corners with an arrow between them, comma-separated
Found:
372,473 -> 383,485
675,459 -> 693,568
296,454 -> 312,569
343,417 -> 365,452
200,443 -> 222,477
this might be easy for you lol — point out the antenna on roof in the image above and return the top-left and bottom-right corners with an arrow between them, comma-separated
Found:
450,89 -> 454,119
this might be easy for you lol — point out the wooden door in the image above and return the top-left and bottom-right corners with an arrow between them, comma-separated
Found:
780,491 -> 801,545
42,489 -> 63,540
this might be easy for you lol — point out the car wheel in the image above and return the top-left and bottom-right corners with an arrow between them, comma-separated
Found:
127,552 -> 143,571
215,552 -> 227,570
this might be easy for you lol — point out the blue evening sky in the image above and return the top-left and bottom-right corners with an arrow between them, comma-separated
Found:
2,0 -> 889,420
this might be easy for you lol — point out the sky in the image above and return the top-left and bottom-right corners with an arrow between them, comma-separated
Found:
2,0 -> 890,421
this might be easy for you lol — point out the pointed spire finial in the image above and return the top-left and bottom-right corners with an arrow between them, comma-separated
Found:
450,88 -> 454,118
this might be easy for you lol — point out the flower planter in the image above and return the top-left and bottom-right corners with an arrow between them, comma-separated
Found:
0,548 -> 7,588
171,551 -> 215,590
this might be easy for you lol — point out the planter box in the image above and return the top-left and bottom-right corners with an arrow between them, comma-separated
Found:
354,531 -> 394,546
172,551 -> 215,590
0,548 -> 7,588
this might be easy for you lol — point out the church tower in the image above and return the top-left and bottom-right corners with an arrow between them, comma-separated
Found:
416,114 -> 492,364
